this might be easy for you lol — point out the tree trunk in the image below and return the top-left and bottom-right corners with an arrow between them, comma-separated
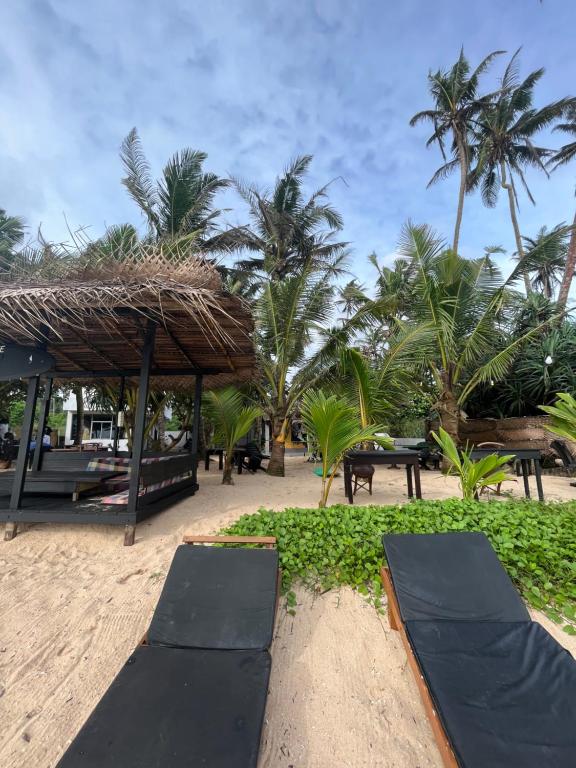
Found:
267,413 -> 287,477
557,209 -> 576,312
73,384 -> 84,447
436,386 -> 460,472
222,459 -> 234,485
453,134 -> 467,255
501,161 -> 531,295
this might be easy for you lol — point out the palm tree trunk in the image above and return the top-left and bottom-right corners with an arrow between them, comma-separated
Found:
267,413 -> 287,477
452,135 -> 467,255
436,385 -> 460,472
557,210 -> 576,312
222,458 -> 234,485
500,161 -> 531,294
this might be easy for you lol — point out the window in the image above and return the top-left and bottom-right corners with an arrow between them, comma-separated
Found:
90,420 -> 113,440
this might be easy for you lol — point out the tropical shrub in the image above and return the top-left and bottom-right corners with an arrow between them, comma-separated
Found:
203,388 -> 261,484
223,499 -> 576,632
431,427 -> 514,500
301,390 -> 392,508
540,392 -> 576,443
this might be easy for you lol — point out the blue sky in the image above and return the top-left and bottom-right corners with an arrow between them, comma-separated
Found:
2,0 -> 575,284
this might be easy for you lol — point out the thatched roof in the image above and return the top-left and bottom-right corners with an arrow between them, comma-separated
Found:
0,245 -> 255,391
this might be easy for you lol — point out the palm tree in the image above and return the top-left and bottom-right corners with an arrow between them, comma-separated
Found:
385,223 -> 548,444
203,388 -> 261,484
0,208 -> 25,267
410,49 -> 503,254
301,389 -> 390,508
253,258 -> 342,477
549,105 -> 576,311
469,51 -> 573,293
120,128 -> 230,248
232,155 -> 348,281
521,225 -> 571,299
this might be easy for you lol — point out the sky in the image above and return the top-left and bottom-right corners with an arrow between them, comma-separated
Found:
2,0 -> 576,285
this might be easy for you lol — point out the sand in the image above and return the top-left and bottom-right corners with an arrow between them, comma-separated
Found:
0,457 -> 574,768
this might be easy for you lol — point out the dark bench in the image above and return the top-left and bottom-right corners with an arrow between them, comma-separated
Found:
381,532 -> 576,767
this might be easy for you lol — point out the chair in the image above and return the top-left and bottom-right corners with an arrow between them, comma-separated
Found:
381,532 -> 576,768
56,535 -> 279,768
352,464 -> 374,495
550,439 -> 576,471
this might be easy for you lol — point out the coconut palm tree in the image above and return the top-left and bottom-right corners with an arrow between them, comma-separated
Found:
120,128 -> 230,248
0,208 -> 25,268
521,225 -> 571,299
410,49 -> 503,254
203,388 -> 261,484
468,51 -> 573,293
232,155 -> 348,281
385,222 -> 549,444
548,105 -> 576,311
253,257 -> 344,477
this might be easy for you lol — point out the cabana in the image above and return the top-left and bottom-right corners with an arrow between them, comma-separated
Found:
0,245 -> 255,544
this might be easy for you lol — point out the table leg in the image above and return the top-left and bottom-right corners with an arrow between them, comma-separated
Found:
237,453 -> 243,475
218,451 -> 223,470
534,457 -> 545,502
521,459 -> 531,499
204,452 -> 210,471
413,462 -> 422,500
406,465 -> 414,498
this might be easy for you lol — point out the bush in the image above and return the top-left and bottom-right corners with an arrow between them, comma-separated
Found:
223,499 -> 576,633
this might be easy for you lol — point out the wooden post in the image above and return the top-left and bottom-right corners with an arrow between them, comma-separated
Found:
9,376 -> 40,516
125,322 -> 156,546
113,376 -> 126,457
31,378 -> 53,472
190,374 -> 203,491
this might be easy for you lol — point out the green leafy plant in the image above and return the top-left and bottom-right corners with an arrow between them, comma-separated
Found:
301,390 -> 392,508
203,387 -> 261,484
540,392 -> 576,443
431,427 -> 513,500
222,499 -> 576,631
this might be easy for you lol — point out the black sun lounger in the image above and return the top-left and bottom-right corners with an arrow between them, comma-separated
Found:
381,532 -> 576,768
56,535 -> 279,768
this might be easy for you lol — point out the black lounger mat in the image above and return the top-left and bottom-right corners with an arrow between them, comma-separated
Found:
56,646 -> 271,768
383,532 -> 529,622
406,620 -> 576,768
147,544 -> 278,650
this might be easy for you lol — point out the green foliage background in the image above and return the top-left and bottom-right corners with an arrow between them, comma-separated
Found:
223,499 -> 576,633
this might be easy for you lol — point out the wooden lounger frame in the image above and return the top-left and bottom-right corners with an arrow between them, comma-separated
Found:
381,567 -> 459,768
141,534 -> 280,646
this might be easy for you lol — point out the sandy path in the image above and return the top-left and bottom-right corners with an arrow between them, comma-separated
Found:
0,458 -> 574,767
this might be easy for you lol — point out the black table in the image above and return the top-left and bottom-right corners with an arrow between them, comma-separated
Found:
204,449 -> 224,471
343,449 -> 422,503
469,448 -> 544,501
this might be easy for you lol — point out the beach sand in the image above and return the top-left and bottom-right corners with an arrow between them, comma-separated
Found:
0,457 -> 574,767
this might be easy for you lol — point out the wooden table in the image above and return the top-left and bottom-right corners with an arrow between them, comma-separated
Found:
470,448 -> 544,501
343,449 -> 422,503
204,449 -> 224,471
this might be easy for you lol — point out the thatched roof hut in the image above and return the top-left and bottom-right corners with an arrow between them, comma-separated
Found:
0,244 -> 255,390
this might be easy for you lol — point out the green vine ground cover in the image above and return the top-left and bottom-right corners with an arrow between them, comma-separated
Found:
223,499 -> 576,634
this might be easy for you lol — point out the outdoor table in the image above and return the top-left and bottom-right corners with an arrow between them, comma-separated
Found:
204,448 -> 224,471
470,447 -> 544,501
343,449 -> 422,503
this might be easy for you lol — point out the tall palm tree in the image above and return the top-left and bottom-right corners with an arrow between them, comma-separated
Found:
232,155 -> 348,281
0,208 -> 25,267
469,51 -> 573,293
549,104 -> 576,311
521,225 -> 570,299
385,223 -> 549,444
120,128 -> 230,248
253,257 -> 342,476
410,49 -> 503,254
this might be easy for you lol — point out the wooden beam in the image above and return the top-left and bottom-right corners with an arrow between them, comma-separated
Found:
163,326 -> 201,368
31,379 -> 53,472
190,375 -> 202,490
65,329 -> 124,370
9,376 -> 40,512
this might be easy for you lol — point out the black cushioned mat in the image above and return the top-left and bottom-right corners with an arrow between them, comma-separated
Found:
382,532 -> 530,622
56,646 -> 271,768
148,545 -> 278,650
406,620 -> 576,768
